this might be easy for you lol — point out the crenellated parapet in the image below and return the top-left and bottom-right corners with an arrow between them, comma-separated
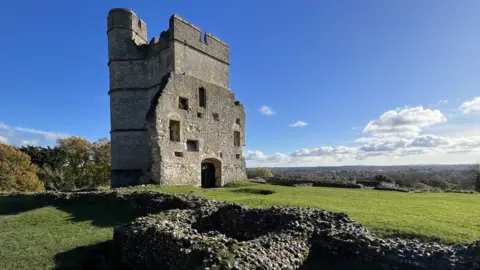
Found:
107,10 -> 229,66
169,14 -> 229,64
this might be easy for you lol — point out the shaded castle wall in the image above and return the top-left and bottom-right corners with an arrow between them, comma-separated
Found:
107,9 -> 172,187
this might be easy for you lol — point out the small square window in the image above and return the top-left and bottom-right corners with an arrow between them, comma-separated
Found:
212,113 -> 219,121
174,152 -> 184,157
186,140 -> 199,151
179,97 -> 189,110
197,112 -> 203,118
236,154 -> 240,159
235,118 -> 240,125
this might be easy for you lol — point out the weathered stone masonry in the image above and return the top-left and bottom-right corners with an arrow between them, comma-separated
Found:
107,8 -> 247,187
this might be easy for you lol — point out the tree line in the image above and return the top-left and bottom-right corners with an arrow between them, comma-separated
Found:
0,137 -> 110,192
260,167 -> 480,192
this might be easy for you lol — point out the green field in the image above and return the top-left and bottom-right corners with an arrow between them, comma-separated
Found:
1,181 -> 479,269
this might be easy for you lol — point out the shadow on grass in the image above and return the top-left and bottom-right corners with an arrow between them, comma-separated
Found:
54,240 -> 121,270
54,200 -> 146,228
231,188 -> 275,195
0,194 -> 146,228
0,195 -> 45,215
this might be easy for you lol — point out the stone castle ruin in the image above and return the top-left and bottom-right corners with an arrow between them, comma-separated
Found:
107,8 -> 247,188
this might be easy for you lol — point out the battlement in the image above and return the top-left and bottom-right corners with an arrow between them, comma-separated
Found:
107,9 -> 229,65
107,8 -> 147,43
107,9 -> 230,87
169,14 -> 229,64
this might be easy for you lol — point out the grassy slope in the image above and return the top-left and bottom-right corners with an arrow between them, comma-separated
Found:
0,182 -> 479,269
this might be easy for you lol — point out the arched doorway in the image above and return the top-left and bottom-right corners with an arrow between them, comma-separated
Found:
201,158 -> 221,188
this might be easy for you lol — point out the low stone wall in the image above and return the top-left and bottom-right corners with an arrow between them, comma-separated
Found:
29,190 -> 480,269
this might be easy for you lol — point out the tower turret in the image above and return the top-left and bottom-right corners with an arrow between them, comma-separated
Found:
107,8 -> 148,62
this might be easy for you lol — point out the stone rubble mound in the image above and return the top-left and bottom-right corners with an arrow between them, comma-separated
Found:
33,190 -> 480,269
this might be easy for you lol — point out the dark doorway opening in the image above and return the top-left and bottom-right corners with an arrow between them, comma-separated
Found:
200,158 -> 222,188
201,158 -> 221,188
201,162 -> 216,188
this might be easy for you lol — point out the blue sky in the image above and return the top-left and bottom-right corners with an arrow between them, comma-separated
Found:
1,1 -> 479,166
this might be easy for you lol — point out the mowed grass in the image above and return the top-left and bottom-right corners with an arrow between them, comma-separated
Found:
0,181 -> 479,269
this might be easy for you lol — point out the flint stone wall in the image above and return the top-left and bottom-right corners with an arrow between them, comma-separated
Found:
28,190 -> 480,269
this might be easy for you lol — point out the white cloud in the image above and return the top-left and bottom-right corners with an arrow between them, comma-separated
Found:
0,122 -> 9,130
247,133 -> 480,167
14,127 -> 69,141
244,150 -> 267,161
438,100 -> 448,105
0,136 -> 7,144
266,152 -> 292,163
246,104 -> 480,167
459,97 -> 480,114
359,138 -> 409,152
363,106 -> 446,137
0,121 -> 71,145
20,140 -> 40,146
259,106 -> 275,116
291,146 -> 335,157
289,121 -> 308,127
407,135 -> 449,148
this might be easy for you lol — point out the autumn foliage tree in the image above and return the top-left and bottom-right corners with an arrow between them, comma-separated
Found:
85,138 -> 111,187
56,136 -> 111,189
247,167 -> 274,178
17,137 -> 111,191
0,143 -> 44,192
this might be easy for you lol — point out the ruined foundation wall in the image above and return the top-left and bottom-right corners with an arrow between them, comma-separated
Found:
26,191 -> 480,270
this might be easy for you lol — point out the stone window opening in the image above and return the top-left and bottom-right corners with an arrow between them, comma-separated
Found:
197,112 -> 203,118
234,101 -> 240,106
212,113 -> 219,121
236,154 -> 240,159
179,97 -> 189,110
219,152 -> 223,158
199,87 -> 206,108
169,120 -> 180,142
174,152 -> 184,157
235,118 -> 240,125
234,131 -> 241,147
187,140 -> 199,151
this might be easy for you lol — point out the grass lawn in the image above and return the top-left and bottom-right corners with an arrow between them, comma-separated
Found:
1,181 -> 479,269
